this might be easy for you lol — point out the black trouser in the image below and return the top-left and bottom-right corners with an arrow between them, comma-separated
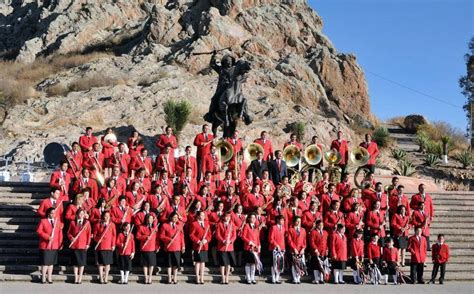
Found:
431,262 -> 446,282
197,157 -> 203,182
410,263 -> 424,283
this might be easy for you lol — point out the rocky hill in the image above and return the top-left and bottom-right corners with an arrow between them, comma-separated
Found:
0,0 -> 374,167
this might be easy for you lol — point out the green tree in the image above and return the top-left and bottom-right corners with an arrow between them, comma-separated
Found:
163,99 -> 192,140
459,37 -> 474,138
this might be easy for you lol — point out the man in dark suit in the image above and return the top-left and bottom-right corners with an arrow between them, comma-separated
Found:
249,151 -> 268,181
269,150 -> 288,185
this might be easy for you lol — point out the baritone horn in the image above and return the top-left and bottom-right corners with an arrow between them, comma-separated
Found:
349,146 -> 370,167
283,145 -> 301,167
215,139 -> 234,163
244,143 -> 264,162
304,144 -> 322,165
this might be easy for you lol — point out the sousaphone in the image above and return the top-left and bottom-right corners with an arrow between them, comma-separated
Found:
283,145 -> 301,168
215,139 -> 234,163
244,143 -> 264,163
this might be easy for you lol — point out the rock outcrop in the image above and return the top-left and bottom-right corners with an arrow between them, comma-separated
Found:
0,0 -> 375,167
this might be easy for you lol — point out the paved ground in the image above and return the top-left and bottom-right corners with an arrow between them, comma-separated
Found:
1,281 -> 473,294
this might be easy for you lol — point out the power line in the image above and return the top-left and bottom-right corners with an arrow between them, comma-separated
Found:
366,70 -> 463,109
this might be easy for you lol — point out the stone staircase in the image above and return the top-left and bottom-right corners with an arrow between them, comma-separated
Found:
0,182 -> 473,282
384,124 -> 419,152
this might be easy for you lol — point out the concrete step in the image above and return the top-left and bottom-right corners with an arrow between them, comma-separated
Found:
0,198 -> 42,205
432,200 -> 474,206
0,204 -> 38,210
431,222 -> 474,229
0,193 -> 47,199
0,210 -> 36,217
0,217 -> 37,224
0,224 -> 37,231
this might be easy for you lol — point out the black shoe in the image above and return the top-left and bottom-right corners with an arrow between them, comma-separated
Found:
418,281 -> 425,284
319,281 -> 325,284
48,281 -> 53,284
276,281 -> 282,284
428,280 -> 435,284
41,281 -> 47,284
439,280 -> 444,285
252,281 -> 257,284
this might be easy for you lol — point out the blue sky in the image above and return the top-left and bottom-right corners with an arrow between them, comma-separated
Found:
309,0 -> 473,131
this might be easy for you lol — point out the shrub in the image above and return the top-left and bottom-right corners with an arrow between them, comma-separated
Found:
291,121 -> 306,142
425,154 -> 440,167
163,99 -> 192,139
417,122 -> 468,154
372,127 -> 390,148
416,131 -> 430,153
426,141 -> 443,157
454,149 -> 473,169
391,149 -> 407,161
393,160 -> 417,177
441,135 -> 451,156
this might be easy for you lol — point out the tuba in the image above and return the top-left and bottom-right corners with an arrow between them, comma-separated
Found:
304,144 -> 322,165
283,145 -> 301,167
324,149 -> 342,166
244,143 -> 264,162
215,139 -> 234,163
349,146 -> 370,167
104,133 -> 117,144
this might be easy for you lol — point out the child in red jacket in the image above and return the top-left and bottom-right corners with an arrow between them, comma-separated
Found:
430,234 -> 450,284
382,238 -> 399,285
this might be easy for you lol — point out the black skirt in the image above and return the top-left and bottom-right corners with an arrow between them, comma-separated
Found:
234,238 -> 244,251
217,251 -> 236,266
386,261 -> 397,275
193,250 -> 209,263
333,260 -> 346,270
40,250 -> 58,266
95,250 -> 113,265
167,251 -> 181,267
72,249 -> 87,267
395,236 -> 408,249
243,250 -> 256,264
141,252 -> 157,267
118,255 -> 132,271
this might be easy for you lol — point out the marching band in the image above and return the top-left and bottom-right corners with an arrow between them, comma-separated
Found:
36,125 -> 450,285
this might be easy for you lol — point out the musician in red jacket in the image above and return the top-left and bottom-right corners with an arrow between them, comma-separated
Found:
133,202 -> 157,227
350,230 -> 364,284
335,173 -> 352,198
109,166 -> 127,195
202,145 -> 222,183
154,170 -> 174,198
389,185 -> 410,218
382,238 -> 399,285
366,200 -> 386,246
131,168 -> 152,194
99,177 -> 120,207
176,146 -> 198,179
288,216 -> 307,284
410,183 -> 434,224
408,227 -> 428,284
129,148 -> 153,178
330,224 -> 347,284
360,133 -> 379,173
79,127 -> 98,154
147,185 -> 170,216
73,168 -> 99,200
160,212 -> 185,284
226,130 -> 243,175
49,160 -> 71,197
65,194 -> 85,222
254,131 -> 274,161
390,205 -> 411,266
125,182 -> 146,211
268,215 -> 286,284
321,183 -> 340,215
241,213 -> 261,284
410,201 -> 432,247
127,130 -> 144,158
116,222 -> 135,284
37,187 -> 65,221
36,207 -> 63,284
161,195 -> 187,224
83,143 -> 105,183
156,126 -> 178,155
136,214 -> 159,284
93,211 -> 116,284
193,124 -> 214,181
65,142 -> 83,179
330,131 -> 349,174
155,144 -> 176,179
430,234 -> 450,284
189,211 -> 212,284
302,200 -> 322,232
67,209 -> 91,284
101,128 -> 118,175
109,143 -> 131,177
309,220 -> 328,284
215,212 -> 237,284
111,196 -> 133,226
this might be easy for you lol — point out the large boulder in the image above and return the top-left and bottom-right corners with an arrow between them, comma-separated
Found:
404,114 -> 427,133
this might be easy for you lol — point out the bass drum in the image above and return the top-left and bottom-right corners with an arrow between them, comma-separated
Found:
43,142 -> 69,167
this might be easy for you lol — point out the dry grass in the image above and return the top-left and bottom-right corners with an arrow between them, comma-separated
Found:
68,74 -> 126,93
386,116 -> 405,127
0,53 -> 109,105
417,121 -> 469,154
137,71 -> 170,87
